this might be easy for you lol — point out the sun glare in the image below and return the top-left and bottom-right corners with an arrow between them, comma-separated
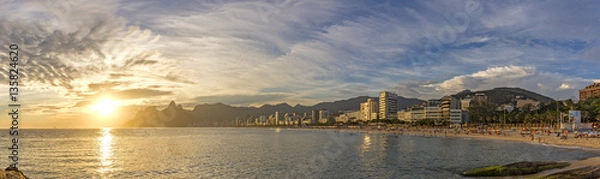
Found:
92,99 -> 118,116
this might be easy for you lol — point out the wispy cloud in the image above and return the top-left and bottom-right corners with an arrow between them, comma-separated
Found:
396,65 -> 597,100
0,1 -> 184,122
2,0 -> 600,127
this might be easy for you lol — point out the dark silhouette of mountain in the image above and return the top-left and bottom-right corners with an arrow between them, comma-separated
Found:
123,96 -> 425,127
122,88 -> 551,127
452,87 -> 555,105
397,96 -> 427,109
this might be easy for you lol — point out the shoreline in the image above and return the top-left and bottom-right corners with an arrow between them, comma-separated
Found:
287,126 -> 600,150
281,126 -> 600,178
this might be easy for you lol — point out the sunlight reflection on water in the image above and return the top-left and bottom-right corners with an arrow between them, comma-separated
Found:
98,128 -> 113,175
361,134 -> 371,152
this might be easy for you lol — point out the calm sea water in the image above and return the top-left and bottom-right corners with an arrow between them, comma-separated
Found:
1,128 -> 599,178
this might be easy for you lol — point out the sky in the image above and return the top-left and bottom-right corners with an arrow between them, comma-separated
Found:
1,0 -> 599,128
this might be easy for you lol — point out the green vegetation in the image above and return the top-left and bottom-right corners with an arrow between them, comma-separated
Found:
455,88 -> 555,105
467,97 -> 600,124
462,161 -> 570,177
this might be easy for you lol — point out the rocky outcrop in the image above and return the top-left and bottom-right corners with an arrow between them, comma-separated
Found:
0,167 -> 28,179
538,165 -> 600,179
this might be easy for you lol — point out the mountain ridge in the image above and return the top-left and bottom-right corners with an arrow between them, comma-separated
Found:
453,87 -> 555,105
123,87 -> 555,127
123,95 -> 425,127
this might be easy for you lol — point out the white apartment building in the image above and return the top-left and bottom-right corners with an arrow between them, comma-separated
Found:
379,91 -> 398,120
461,95 -> 473,111
449,109 -> 463,124
424,107 -> 442,120
360,98 -> 378,121
335,111 -> 361,123
398,107 -> 463,124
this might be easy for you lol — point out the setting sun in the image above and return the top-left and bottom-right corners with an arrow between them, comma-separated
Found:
92,99 -> 118,116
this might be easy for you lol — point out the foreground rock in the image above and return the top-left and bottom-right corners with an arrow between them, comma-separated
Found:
0,167 -> 28,179
535,165 -> 600,179
462,161 -> 570,177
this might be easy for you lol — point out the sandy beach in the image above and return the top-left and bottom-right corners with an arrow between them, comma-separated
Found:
305,125 -> 600,150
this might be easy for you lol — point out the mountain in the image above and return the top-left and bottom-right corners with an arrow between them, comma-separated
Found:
397,96 -> 427,109
122,87 -> 552,127
123,96 -> 425,127
452,87 -> 555,105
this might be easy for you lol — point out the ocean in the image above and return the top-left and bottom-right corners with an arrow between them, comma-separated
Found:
3,128 -> 599,178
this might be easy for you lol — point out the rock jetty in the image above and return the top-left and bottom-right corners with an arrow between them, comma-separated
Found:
536,165 -> 600,179
0,167 -> 28,179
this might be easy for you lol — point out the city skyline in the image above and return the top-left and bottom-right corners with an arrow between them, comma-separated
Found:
1,0 -> 600,127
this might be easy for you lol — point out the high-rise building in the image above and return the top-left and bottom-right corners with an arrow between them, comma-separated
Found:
441,96 -> 460,120
311,109 -> 319,124
449,109 -> 463,124
473,93 -> 487,102
461,95 -> 473,111
275,111 -> 280,125
360,98 -> 378,121
580,83 -> 600,101
423,107 -> 441,120
319,109 -> 329,123
379,91 -> 398,120
259,115 -> 267,125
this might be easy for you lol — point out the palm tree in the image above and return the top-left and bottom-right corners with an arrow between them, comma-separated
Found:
525,113 -> 533,124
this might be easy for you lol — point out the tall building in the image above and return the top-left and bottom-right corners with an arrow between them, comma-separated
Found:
580,83 -> 600,101
379,91 -> 398,120
461,95 -> 473,111
360,98 -> 378,121
318,109 -> 329,123
275,111 -> 280,125
473,93 -> 487,102
449,109 -> 463,124
259,115 -> 267,125
441,96 -> 460,120
424,107 -> 442,120
311,109 -> 319,124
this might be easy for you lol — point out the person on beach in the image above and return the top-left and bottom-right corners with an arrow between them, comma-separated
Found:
561,130 -> 568,139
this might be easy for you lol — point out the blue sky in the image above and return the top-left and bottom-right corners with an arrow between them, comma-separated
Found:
1,0 -> 599,127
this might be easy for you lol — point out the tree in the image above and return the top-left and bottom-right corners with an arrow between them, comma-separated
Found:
415,119 -> 435,126
328,116 -> 336,125
524,113 -> 533,124
578,97 -> 600,122
468,100 -> 497,124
